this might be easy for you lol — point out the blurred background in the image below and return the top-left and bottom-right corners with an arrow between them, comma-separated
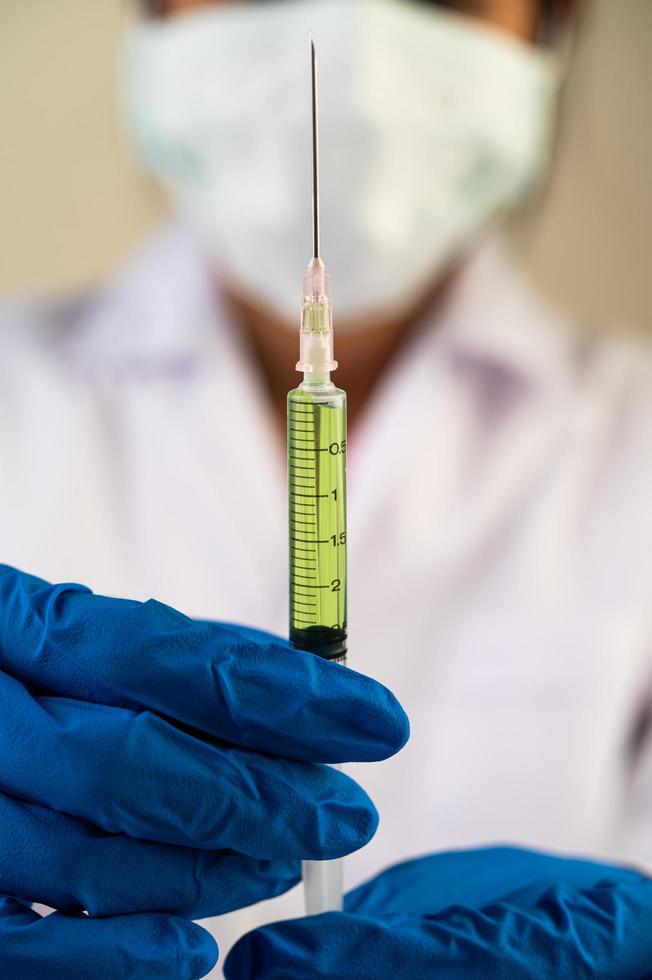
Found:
0,0 -> 650,333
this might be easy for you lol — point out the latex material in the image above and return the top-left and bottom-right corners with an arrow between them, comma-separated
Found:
0,672 -> 379,861
124,0 -> 559,324
0,792 -> 299,919
0,565 -> 408,975
0,567 -> 407,765
0,896 -> 218,980
225,847 -> 652,979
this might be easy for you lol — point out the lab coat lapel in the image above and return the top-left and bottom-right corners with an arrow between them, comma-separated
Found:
349,237 -> 575,617
173,296 -> 288,624
75,223 -> 286,623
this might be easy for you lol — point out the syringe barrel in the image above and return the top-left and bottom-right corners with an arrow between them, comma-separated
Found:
287,381 -> 347,663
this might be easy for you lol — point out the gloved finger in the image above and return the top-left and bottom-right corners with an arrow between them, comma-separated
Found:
345,846 -> 647,917
0,896 -> 217,979
0,670 -> 377,859
0,791 -> 299,918
225,876 -> 652,979
0,565 -> 408,763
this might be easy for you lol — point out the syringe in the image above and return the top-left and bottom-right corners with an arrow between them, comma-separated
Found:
288,38 -> 347,916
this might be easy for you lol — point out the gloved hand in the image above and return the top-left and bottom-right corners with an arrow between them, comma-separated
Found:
0,565 -> 408,979
225,846 -> 652,979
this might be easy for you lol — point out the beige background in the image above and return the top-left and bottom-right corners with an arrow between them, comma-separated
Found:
0,0 -> 650,332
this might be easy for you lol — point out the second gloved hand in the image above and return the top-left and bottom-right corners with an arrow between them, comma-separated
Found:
225,846 -> 652,979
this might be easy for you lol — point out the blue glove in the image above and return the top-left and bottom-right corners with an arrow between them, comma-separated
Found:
225,846 -> 652,979
0,565 -> 408,978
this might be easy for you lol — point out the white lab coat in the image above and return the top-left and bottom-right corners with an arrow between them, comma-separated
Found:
2,222 -> 652,973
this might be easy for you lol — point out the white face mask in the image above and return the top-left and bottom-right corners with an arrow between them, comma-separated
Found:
124,0 -> 560,327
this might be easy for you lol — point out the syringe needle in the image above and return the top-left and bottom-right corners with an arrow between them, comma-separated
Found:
310,36 -> 320,261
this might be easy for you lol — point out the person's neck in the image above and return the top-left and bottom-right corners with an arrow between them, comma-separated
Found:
221,275 -> 453,436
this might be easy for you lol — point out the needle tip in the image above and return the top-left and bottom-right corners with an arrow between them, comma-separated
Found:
309,32 -> 319,261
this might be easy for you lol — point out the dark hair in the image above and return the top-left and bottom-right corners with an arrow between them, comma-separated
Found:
141,0 -> 575,39
538,0 -> 575,41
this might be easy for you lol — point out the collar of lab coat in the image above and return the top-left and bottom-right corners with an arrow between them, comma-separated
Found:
66,219 -> 235,379
70,218 -> 573,395
432,234 -> 574,392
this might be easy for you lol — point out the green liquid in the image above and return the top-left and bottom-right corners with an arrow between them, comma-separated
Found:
288,381 -> 347,662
